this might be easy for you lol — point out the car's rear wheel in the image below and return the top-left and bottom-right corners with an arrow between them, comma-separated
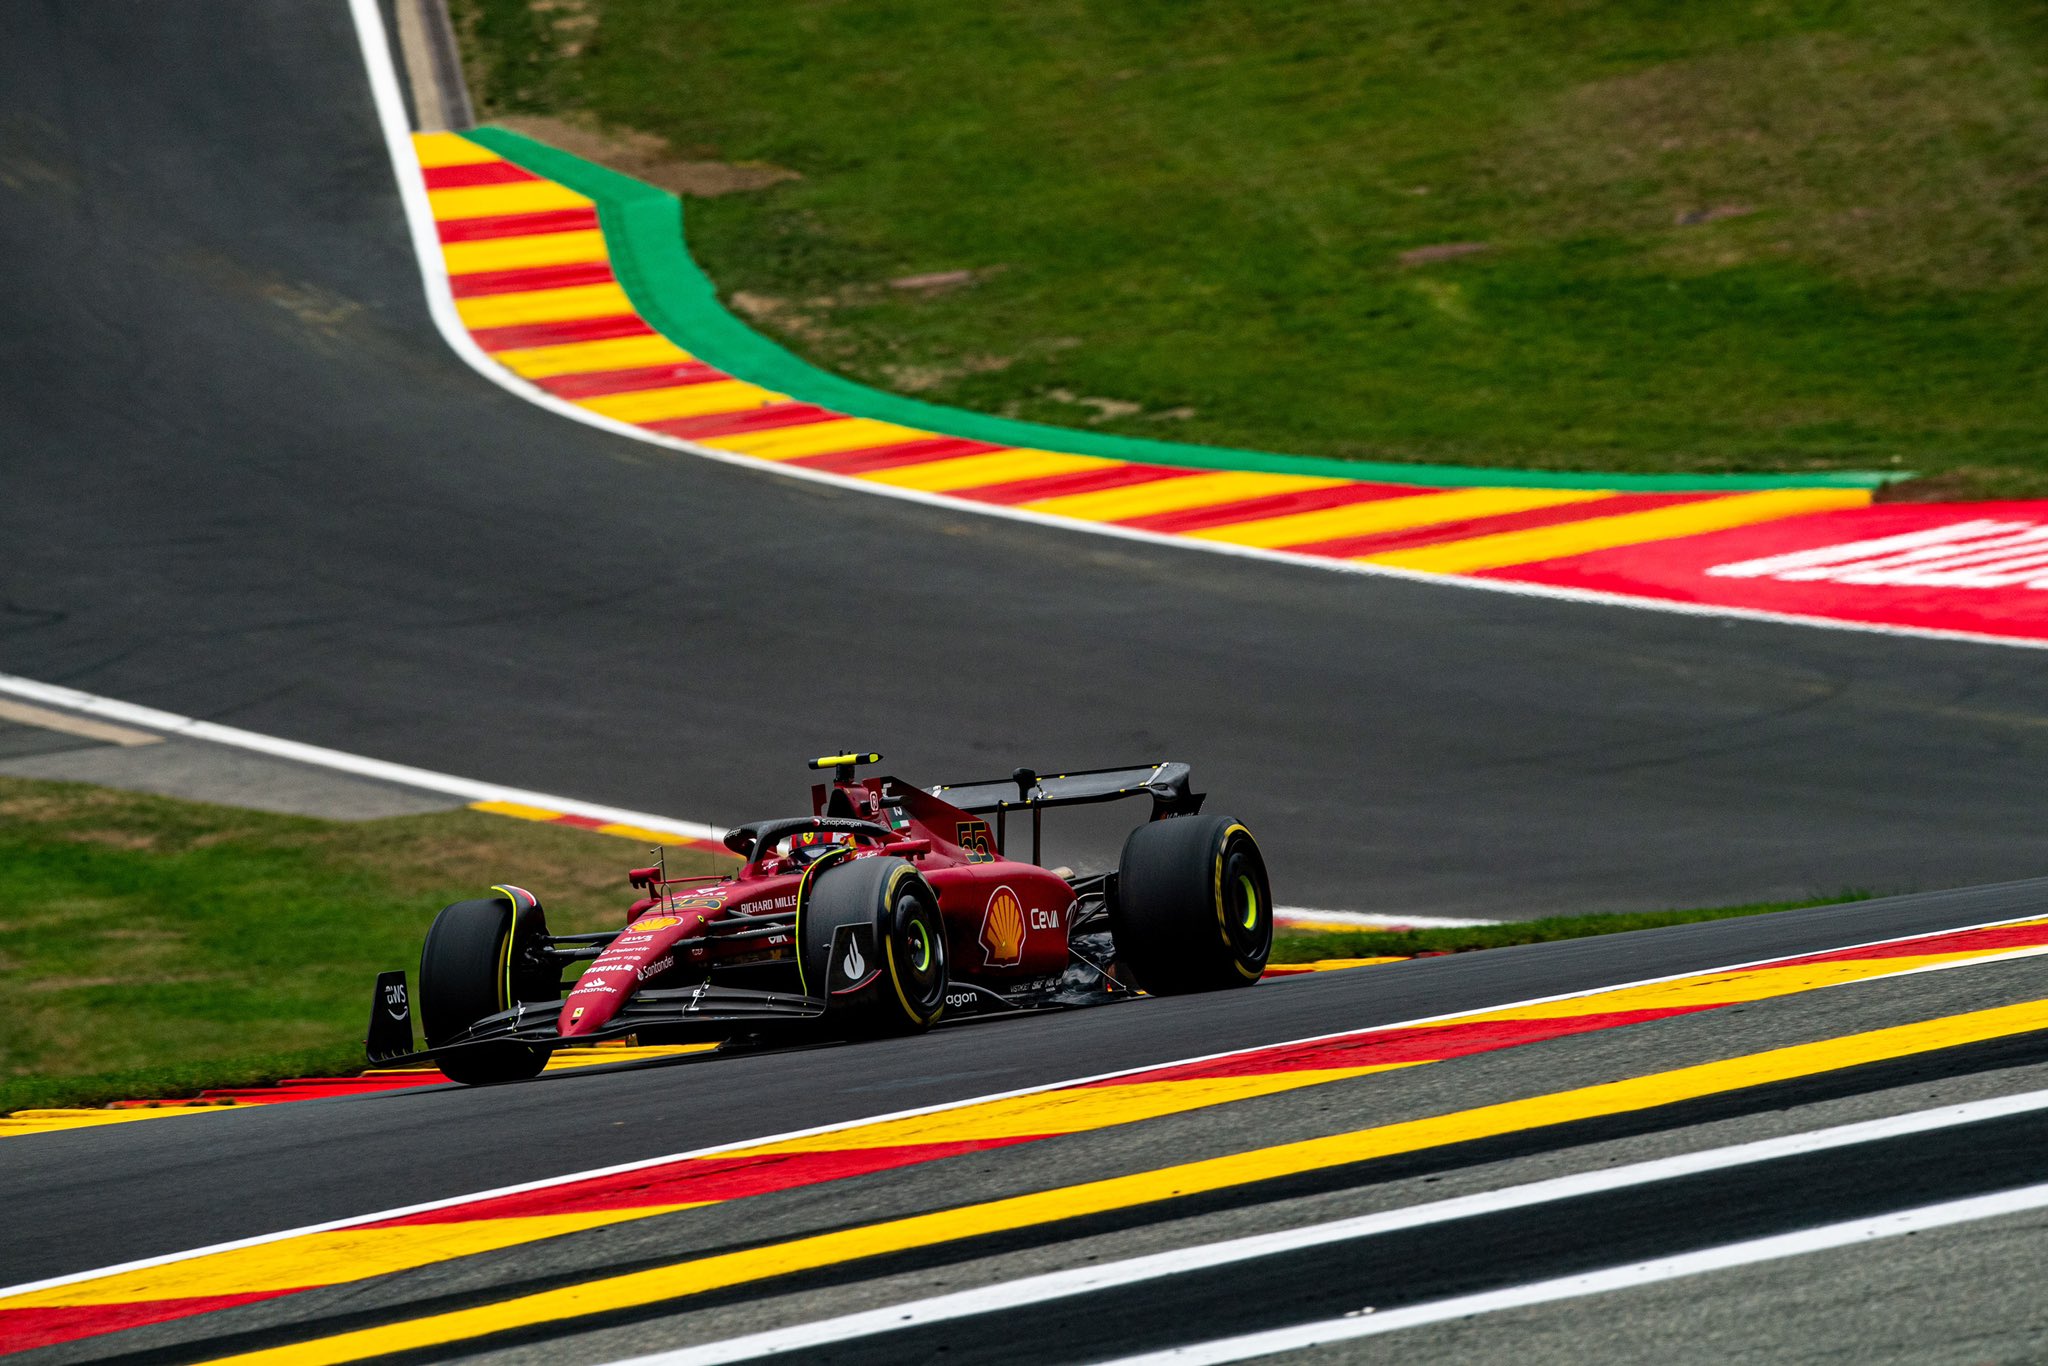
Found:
419,895 -> 553,1085
1111,815 -> 1272,994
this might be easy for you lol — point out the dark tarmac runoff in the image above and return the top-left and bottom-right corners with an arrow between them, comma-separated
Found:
7,0 -> 2048,925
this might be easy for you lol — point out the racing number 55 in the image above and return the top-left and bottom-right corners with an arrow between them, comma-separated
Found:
956,822 -> 995,862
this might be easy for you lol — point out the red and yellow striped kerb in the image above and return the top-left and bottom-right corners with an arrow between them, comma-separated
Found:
412,132 -> 1866,576
0,1042 -> 716,1140
8,915 -> 2043,1354
463,798 -> 731,855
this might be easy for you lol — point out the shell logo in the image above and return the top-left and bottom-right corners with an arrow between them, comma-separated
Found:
979,886 -> 1027,967
626,916 -> 681,933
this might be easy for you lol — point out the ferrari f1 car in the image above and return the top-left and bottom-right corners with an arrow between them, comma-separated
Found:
366,754 -> 1272,1085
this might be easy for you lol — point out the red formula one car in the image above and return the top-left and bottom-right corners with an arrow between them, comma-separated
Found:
367,754 -> 1273,1085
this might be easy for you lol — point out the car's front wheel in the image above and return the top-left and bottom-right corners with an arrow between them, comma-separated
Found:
419,894 -> 554,1085
805,856 -> 948,1034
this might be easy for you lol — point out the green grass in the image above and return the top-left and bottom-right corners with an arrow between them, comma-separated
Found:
1269,892 -> 1870,963
449,0 -> 2048,496
0,777 -> 724,1113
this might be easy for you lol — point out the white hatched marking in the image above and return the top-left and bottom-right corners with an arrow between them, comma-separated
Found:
1823,528 -> 2048,585
1708,520 -> 2048,589
1706,520 -> 2021,579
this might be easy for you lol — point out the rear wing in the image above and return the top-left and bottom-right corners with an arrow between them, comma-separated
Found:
929,762 -> 1204,821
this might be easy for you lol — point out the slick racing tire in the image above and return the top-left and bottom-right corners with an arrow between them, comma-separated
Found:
806,856 -> 948,1034
1112,814 -> 1272,995
419,895 -> 553,1085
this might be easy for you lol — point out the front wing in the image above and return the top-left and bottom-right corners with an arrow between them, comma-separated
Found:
365,975 -> 827,1066
364,932 -> 1139,1066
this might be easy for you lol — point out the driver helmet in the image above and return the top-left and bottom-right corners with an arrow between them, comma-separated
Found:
785,828 -> 856,865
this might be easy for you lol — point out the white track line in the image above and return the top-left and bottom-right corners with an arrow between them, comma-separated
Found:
342,0 -> 2043,657
0,670 -> 726,843
7,895 -> 2045,1302
607,1087 -> 2048,1366
1275,908 -> 1503,929
1096,1180 -> 2048,1364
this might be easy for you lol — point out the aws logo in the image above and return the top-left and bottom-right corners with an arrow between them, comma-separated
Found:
979,886 -> 1027,967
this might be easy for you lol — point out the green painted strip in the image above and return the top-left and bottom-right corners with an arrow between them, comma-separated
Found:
461,126 -> 1895,494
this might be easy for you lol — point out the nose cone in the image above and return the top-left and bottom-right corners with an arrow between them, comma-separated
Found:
557,910 -> 706,1037
557,978 -> 622,1037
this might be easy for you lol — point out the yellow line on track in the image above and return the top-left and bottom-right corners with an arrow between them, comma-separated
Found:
97,1211 -> 712,1304
195,998 -> 2048,1366
0,1107 -> 247,1138
542,1045 -> 719,1071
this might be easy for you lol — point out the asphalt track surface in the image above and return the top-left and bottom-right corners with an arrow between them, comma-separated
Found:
9,3 -> 2048,918
9,6 -> 2048,1363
